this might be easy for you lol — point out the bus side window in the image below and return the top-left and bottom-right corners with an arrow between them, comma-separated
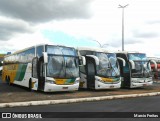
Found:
80,66 -> 86,74
39,57 -> 45,78
37,46 -> 44,58
32,58 -> 38,78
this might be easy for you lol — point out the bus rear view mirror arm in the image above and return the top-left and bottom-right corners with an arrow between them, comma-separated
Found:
129,60 -> 135,69
117,57 -> 126,67
79,56 -> 86,66
150,60 -> 157,70
86,55 -> 99,65
43,52 -> 48,64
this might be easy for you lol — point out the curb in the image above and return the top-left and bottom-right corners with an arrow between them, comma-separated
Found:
0,92 -> 160,108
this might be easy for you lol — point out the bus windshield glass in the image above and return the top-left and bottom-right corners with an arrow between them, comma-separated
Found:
46,46 -> 79,78
96,52 -> 120,77
128,53 -> 151,78
47,46 -> 76,56
128,53 -> 147,61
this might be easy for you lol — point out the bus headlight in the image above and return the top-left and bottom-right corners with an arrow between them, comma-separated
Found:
74,78 -> 80,84
46,80 -> 55,84
97,79 -> 102,82
95,76 -> 103,82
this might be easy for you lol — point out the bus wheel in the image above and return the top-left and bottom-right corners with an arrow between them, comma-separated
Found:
8,77 -> 11,85
29,79 -> 32,91
5,76 -> 8,84
6,76 -> 11,85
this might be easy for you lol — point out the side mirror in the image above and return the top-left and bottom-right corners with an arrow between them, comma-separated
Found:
43,52 -> 48,64
149,60 -> 157,70
81,56 -> 86,65
86,55 -> 99,65
117,57 -> 126,67
79,56 -> 86,66
129,60 -> 135,69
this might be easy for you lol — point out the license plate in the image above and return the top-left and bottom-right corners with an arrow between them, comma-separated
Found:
143,84 -> 147,86
110,85 -> 114,88
62,87 -> 68,89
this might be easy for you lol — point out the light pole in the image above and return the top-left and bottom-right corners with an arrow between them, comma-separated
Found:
118,4 -> 129,51
92,40 -> 109,48
102,44 -> 109,48
92,40 -> 102,47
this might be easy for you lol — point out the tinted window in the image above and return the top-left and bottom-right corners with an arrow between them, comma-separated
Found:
128,53 -> 147,61
79,50 -> 94,56
37,46 -> 44,58
4,47 -> 35,64
47,46 -> 77,56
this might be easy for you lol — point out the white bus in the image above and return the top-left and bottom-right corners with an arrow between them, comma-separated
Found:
2,44 -> 84,92
116,51 -> 157,88
77,47 -> 125,90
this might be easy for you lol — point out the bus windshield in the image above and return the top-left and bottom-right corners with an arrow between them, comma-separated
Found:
96,52 -> 120,77
128,53 -> 147,61
128,53 -> 151,78
46,46 -> 79,78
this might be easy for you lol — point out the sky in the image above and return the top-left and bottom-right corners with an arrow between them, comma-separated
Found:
0,0 -> 160,57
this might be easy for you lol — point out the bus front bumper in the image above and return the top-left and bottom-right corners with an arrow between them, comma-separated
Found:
44,83 -> 79,92
95,80 -> 121,90
131,78 -> 153,88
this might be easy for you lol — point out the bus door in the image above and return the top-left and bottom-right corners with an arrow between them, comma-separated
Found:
117,59 -> 124,87
117,54 -> 131,88
32,57 -> 38,90
123,62 -> 131,88
85,56 -> 96,89
37,57 -> 45,91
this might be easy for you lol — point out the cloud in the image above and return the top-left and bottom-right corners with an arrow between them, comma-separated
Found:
0,17 -> 33,41
0,0 -> 93,41
147,20 -> 160,25
0,31 -> 52,53
133,30 -> 159,38
0,41 -> 16,53
0,0 -> 93,23
106,37 -> 143,48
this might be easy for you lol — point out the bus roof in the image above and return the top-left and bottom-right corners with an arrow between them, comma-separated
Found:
115,51 -> 145,54
148,57 -> 160,63
4,44 -> 76,58
77,47 -> 113,53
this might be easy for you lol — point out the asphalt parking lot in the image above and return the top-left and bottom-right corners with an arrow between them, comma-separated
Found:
0,76 -> 160,103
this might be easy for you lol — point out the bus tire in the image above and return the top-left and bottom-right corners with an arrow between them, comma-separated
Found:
8,77 -> 11,85
29,79 -> 32,91
6,76 -> 11,85
5,76 -> 8,84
